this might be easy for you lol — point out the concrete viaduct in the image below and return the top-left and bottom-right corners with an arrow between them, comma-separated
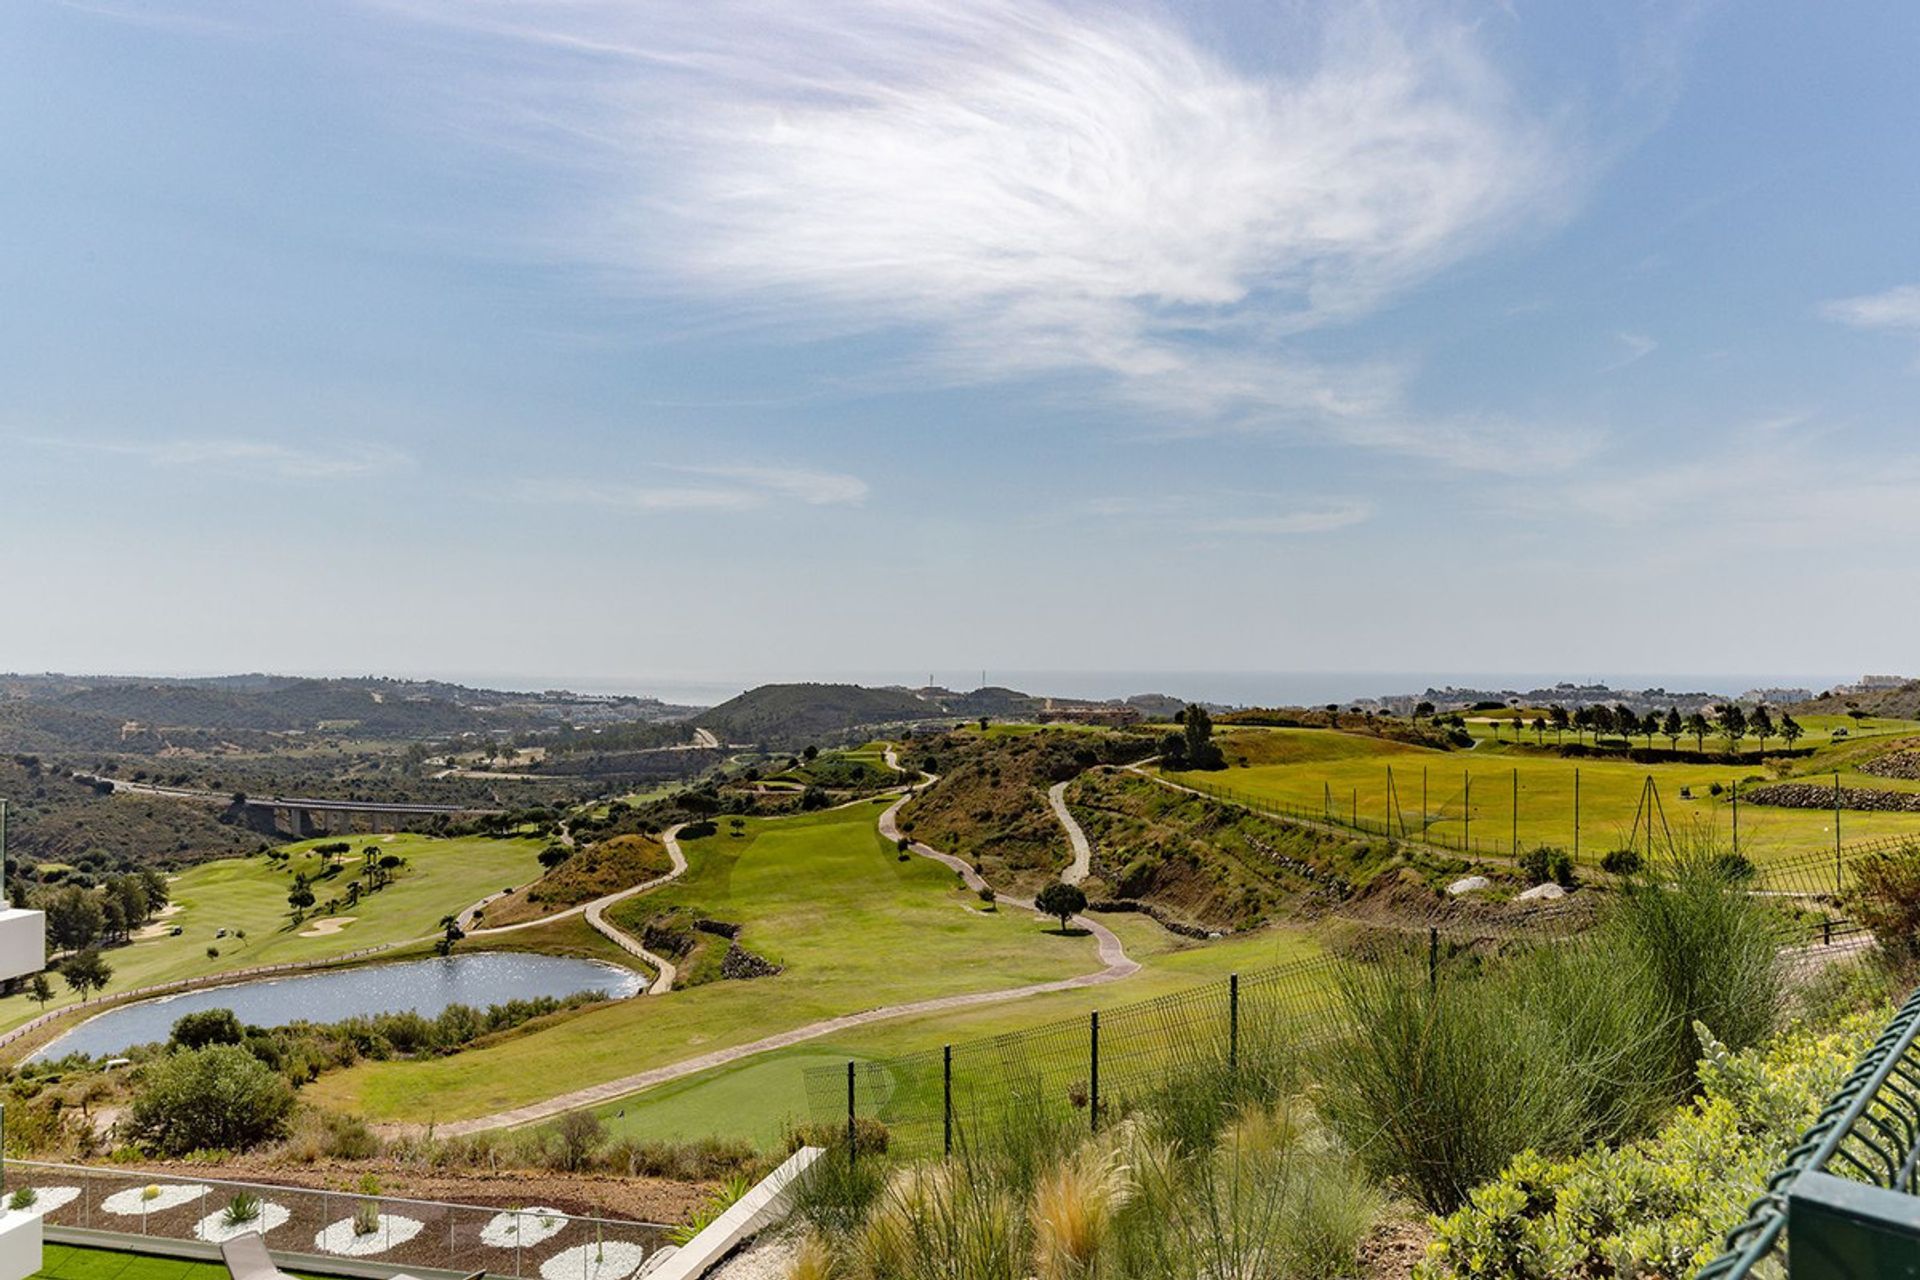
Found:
73,774 -> 506,839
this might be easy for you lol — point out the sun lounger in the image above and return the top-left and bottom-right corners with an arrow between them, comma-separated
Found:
221,1230 -> 485,1280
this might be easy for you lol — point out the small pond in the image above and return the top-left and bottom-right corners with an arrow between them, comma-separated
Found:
31,952 -> 643,1062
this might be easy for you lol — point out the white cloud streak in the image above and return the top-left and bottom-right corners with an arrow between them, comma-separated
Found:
377,0 -> 1592,473
20,434 -> 410,479
1821,284 -> 1920,336
524,464 -> 868,513
1195,501 -> 1374,535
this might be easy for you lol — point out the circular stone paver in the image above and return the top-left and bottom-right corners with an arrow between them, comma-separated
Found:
482,1207 -> 570,1249
314,1213 -> 425,1256
538,1240 -> 649,1280
101,1184 -> 209,1216
195,1202 -> 292,1243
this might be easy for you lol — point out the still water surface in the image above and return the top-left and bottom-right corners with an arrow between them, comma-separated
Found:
32,952 -> 642,1061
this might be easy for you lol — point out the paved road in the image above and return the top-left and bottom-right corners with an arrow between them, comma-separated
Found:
1047,780 -> 1093,884
420,768 -> 1138,1135
583,824 -> 690,995
876,784 -> 1136,976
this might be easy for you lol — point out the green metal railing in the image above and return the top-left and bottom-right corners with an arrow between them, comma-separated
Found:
1697,984 -> 1920,1278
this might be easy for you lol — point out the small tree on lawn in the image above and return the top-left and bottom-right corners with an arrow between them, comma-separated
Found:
61,948 -> 112,1003
1035,882 -> 1087,932
1663,707 -> 1684,750
1686,711 -> 1712,753
287,873 -> 315,921
1781,713 -> 1804,750
28,972 -> 53,1012
1750,705 -> 1775,754
1718,703 -> 1748,754
435,914 -> 464,957
1181,704 -> 1225,770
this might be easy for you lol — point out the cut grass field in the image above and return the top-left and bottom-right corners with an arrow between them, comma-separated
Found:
1175,727 -> 1920,862
306,800 -> 1114,1125
586,912 -> 1326,1147
0,832 -> 544,1036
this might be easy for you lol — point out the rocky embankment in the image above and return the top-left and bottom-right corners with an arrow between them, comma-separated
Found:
1747,782 -> 1920,812
1861,747 -> 1920,780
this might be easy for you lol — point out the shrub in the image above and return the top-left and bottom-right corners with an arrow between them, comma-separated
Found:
222,1191 -> 262,1227
548,1110 -> 605,1172
1600,847 -> 1643,876
125,1044 -> 296,1155
1318,959 -> 1588,1211
1845,842 -> 1920,974
1606,849 -> 1786,1093
8,1188 -> 36,1211
171,1008 -> 245,1050
1421,1008 -> 1887,1279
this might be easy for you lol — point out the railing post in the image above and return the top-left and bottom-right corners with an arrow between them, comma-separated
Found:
846,1060 -> 856,1165
1089,1011 -> 1100,1133
943,1044 -> 953,1157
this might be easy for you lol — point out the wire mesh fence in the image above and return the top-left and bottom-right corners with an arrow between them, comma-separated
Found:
1696,982 -> 1920,1279
1164,770 -> 1920,873
808,830 -> 1920,1158
805,955 -> 1348,1157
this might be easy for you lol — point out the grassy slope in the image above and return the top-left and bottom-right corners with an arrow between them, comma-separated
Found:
895,727 -> 1146,893
307,800 -> 1108,1124
587,913 -> 1325,1147
1065,768 -> 1398,927
480,834 -> 673,926
0,832 -> 543,1035
1171,727 -> 1920,862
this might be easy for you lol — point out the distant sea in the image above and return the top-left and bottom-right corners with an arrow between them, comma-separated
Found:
445,669 -> 1858,711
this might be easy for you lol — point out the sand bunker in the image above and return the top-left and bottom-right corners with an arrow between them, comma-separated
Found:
298,916 -> 357,937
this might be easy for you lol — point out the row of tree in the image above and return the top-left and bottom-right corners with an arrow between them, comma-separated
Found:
1481,703 -> 1804,754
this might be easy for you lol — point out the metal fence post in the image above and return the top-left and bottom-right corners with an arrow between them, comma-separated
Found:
846,1060 -> 856,1164
1089,1011 -> 1100,1133
1428,927 -> 1439,991
1835,771 -> 1844,895
943,1044 -> 953,1157
1228,973 -> 1239,1069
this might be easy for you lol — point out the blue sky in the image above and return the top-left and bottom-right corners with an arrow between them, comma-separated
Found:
3,0 -> 1919,692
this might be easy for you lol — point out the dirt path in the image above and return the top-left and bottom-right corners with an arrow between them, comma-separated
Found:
461,826 -> 690,996
1047,780 -> 1093,885
423,774 -> 1138,1136
583,824 -> 690,995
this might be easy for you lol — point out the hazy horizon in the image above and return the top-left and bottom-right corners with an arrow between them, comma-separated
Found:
4,666 -> 1871,711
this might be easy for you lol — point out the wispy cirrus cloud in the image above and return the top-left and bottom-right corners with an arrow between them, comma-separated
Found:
1081,491 -> 1373,536
375,0 -> 1598,473
20,434 -> 410,479
1821,284 -> 1920,337
1195,501 -> 1374,536
1601,332 -> 1658,372
521,464 -> 868,513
